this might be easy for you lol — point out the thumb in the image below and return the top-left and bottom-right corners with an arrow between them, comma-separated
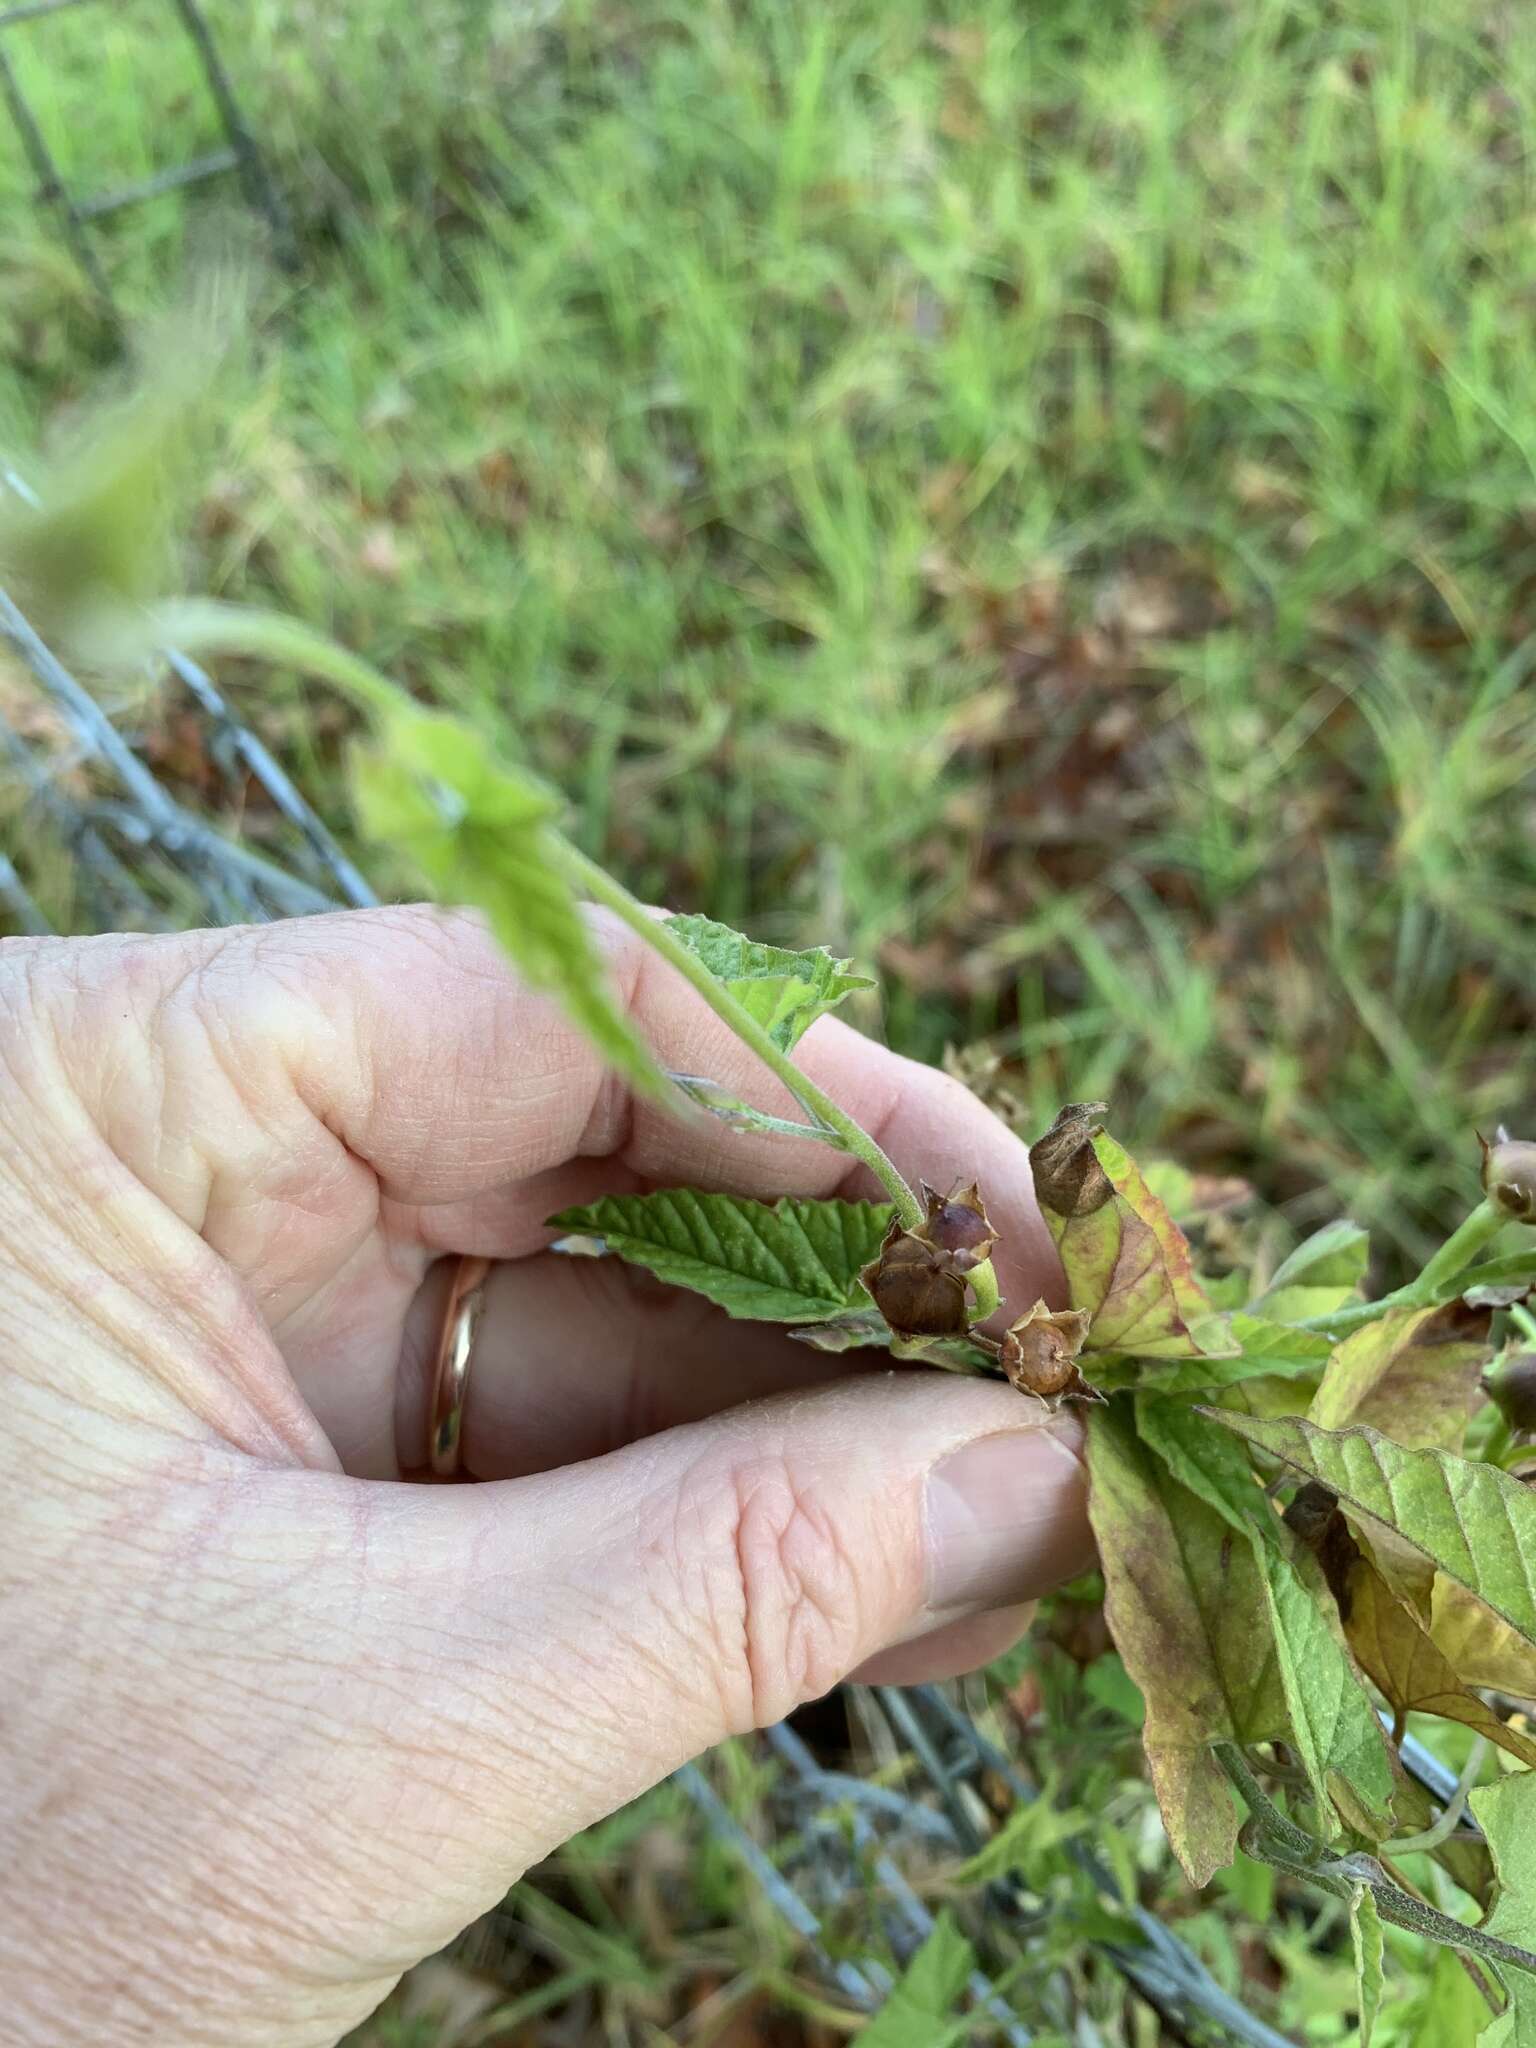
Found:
390,1371 -> 1092,1869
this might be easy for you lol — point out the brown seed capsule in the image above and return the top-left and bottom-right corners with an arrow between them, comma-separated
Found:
1030,1103 -> 1113,1218
1486,1350 -> 1536,1435
860,1219 -> 971,1337
1282,1481 -> 1361,1620
1481,1127 -> 1536,1225
916,1178 -> 997,1271
998,1300 -> 1097,1402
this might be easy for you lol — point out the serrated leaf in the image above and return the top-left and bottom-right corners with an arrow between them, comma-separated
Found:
1342,1555 -> 1536,1769
547,1189 -> 894,1321
1406,1947 -> 1489,2048
1084,1402 -> 1286,1886
1255,1219 -> 1371,1323
1031,1108 -> 1235,1359
1134,1399 -> 1395,1835
1310,1301 -> 1492,1452
1201,1413 -> 1536,1658
1469,1774 -> 1536,2048
352,706 -> 666,1097
1350,1884 -> 1385,2048
858,1912 -> 976,2048
665,913 -> 873,1052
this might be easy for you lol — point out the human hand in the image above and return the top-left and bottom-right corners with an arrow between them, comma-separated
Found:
0,907 -> 1092,2046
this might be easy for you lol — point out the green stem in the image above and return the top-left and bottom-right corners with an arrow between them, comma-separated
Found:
1379,1739 -> 1486,1857
1408,1198 -> 1508,1302
968,1258 -> 1000,1325
1301,1198 -> 1509,1336
558,841 -> 923,1228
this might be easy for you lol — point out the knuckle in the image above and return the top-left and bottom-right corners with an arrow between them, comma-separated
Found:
709,1449 -> 870,1729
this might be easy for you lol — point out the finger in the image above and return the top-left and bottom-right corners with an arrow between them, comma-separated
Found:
336,1372 -> 1094,1884
848,1603 -> 1037,1688
394,1253 -> 898,1478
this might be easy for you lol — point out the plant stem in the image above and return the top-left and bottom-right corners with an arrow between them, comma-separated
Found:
1300,1198 -> 1510,1336
1409,1198 -> 1508,1302
968,1259 -> 1000,1325
558,841 -> 923,1227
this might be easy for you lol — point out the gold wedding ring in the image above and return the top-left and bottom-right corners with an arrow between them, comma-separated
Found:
428,1254 -> 490,1479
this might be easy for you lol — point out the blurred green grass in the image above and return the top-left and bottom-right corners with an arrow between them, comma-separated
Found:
4,3 -> 1534,2039
5,0 -> 1536,1284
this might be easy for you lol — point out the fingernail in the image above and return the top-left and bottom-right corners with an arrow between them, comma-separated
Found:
925,1426 -> 1093,1614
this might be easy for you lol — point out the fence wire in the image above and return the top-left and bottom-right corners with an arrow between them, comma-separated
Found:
0,0 -> 291,316
0,533 -> 1319,2044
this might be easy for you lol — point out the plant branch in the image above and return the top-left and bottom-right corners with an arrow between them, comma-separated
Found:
1301,1198 -> 1512,1335
557,842 -> 923,1226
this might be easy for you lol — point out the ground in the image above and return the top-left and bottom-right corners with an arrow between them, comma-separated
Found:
1,1 -> 1533,2040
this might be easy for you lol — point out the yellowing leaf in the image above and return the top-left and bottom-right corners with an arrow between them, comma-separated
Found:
1429,1581 -> 1536,1703
1084,1403 -> 1286,1886
548,1190 -> 894,1321
1134,1401 -> 1395,1836
1342,1557 -> 1536,1769
352,706 -> 667,1098
1254,1219 -> 1370,1323
1031,1107 -> 1234,1359
665,914 -> 873,1051
1202,1413 -> 1536,1658
1310,1301 -> 1493,1452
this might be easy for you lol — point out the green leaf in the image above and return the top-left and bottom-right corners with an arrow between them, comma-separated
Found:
547,1189 -> 894,1322
858,1912 -> 976,2048
352,706 -> 667,1097
1201,1413 -> 1536,1657
1031,1107 -> 1235,1359
1094,1313 -> 1332,1397
1470,1774 -> 1536,2048
1084,1403 -> 1286,1885
1349,1884 -> 1385,2048
1253,1530 -> 1396,1839
952,1789 -> 1084,1887
1406,1947 -> 1490,2048
1309,1301 -> 1492,1452
1254,1219 -> 1370,1323
1134,1400 -> 1395,1835
664,913 -> 873,1052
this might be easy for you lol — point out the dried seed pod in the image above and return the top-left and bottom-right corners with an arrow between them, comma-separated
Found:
998,1300 -> 1098,1403
1486,1350 -> 1536,1435
860,1219 -> 970,1337
1030,1102 -> 1113,1218
1481,1127 -> 1536,1224
916,1178 -> 997,1271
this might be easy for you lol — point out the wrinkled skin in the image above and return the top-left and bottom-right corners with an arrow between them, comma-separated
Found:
0,906 -> 1091,2046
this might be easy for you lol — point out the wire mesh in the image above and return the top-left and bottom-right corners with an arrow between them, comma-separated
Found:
0,0 -> 291,315
0,522 -> 1321,2043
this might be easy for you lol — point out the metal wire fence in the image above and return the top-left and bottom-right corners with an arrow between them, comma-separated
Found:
0,0 -> 291,316
0,503 -> 1330,2044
